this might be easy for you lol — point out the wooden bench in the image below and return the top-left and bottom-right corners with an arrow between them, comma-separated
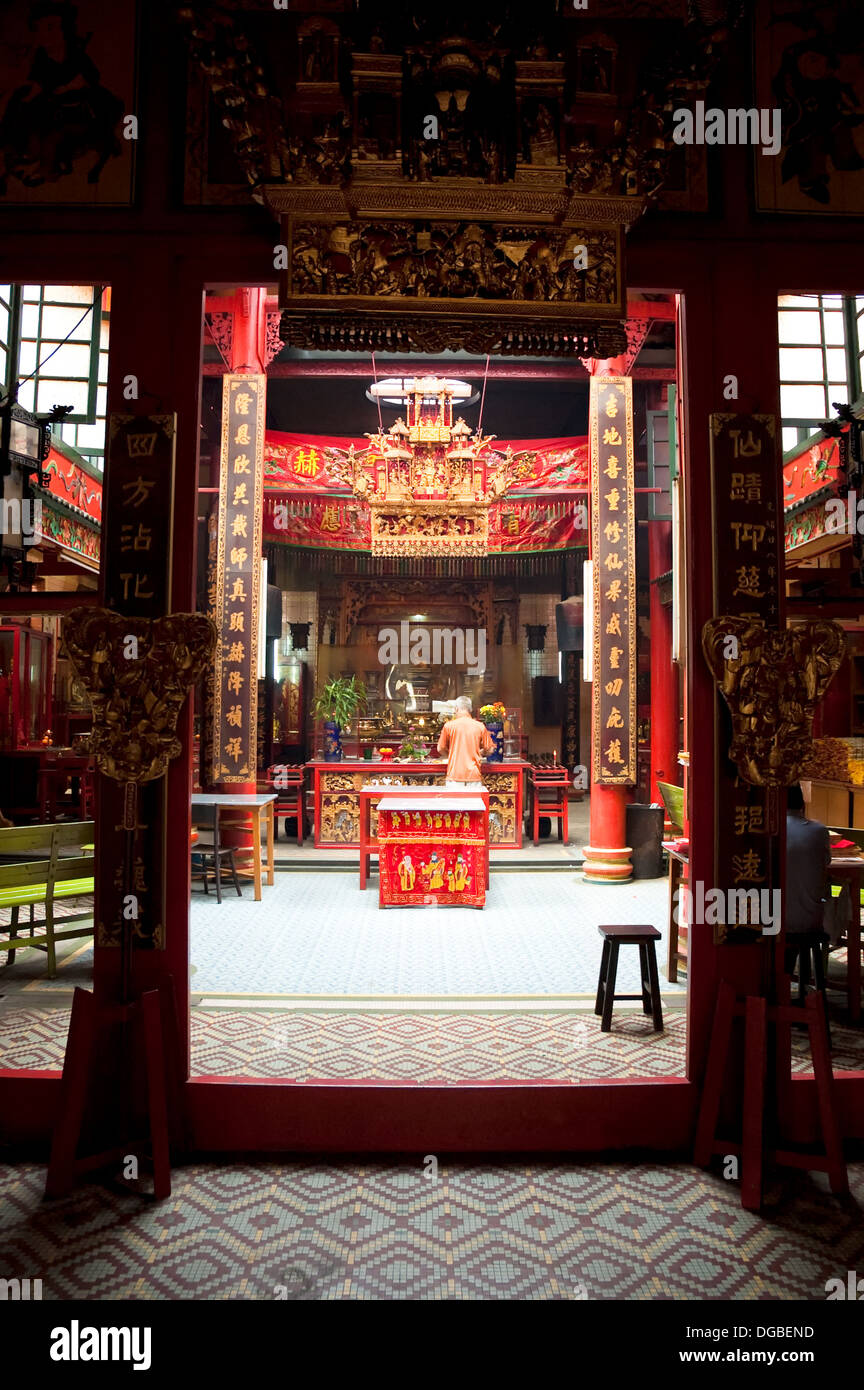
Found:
0,821 -> 95,978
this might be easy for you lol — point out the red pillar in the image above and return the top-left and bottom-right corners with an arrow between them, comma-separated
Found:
648,521 -> 678,807
582,350 -> 633,883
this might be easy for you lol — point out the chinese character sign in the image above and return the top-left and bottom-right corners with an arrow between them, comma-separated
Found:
104,415 -> 176,616
211,375 -> 265,782
590,377 -> 636,785
98,415 -> 177,951
709,413 -> 781,944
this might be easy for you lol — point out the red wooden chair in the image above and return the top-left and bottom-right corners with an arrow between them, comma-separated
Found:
529,765 -> 570,845
267,765 -> 306,846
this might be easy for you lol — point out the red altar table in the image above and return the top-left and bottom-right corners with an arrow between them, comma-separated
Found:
377,796 -> 487,909
359,783 -> 489,890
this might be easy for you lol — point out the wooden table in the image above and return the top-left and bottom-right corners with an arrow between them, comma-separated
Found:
309,759 -> 527,848
190,794 -> 276,902
826,854 -> 864,1022
359,784 -> 490,890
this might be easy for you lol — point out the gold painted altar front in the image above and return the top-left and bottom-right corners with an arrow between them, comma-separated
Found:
310,759 -> 527,849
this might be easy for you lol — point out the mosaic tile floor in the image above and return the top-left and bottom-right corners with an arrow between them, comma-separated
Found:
2,1001 -> 863,1079
188,871 -> 684,998
1,1157 -> 863,1300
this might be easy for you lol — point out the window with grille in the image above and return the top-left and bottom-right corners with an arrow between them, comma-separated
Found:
778,293 -> 860,455
6,284 -> 109,471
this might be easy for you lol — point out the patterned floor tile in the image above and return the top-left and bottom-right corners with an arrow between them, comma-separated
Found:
1,1157 -> 863,1300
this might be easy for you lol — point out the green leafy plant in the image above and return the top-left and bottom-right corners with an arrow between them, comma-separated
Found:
313,675 -> 368,728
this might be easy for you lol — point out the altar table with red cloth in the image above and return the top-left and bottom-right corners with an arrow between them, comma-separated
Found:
377,796 -> 487,909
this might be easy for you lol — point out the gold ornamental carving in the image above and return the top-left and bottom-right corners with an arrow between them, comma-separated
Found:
701,617 -> 847,786
63,608 -> 217,785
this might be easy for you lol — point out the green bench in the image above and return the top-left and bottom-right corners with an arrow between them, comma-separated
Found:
0,821 -> 95,978
657,781 -> 685,836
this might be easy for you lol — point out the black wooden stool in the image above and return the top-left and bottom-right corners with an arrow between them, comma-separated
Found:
595,924 -> 664,1033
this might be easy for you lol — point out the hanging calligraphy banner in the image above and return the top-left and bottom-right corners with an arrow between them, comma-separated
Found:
590,376 -> 636,785
96,414 -> 177,951
709,412 -> 781,945
211,375 -> 265,782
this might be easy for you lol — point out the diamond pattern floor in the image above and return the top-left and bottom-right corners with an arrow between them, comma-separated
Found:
1,1157 -> 863,1300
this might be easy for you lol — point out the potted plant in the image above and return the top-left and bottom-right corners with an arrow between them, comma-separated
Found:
479,701 -> 507,763
313,676 -> 367,762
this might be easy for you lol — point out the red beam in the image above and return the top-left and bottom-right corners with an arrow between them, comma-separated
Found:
203,360 -> 676,381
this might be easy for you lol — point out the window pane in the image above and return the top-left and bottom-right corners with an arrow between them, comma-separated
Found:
75,421 -> 106,450
828,383 -> 850,409
821,295 -> 844,308
20,304 -> 39,337
0,347 -> 7,388
17,340 -> 38,374
781,383 -> 826,418
96,385 -> 106,415
40,341 -> 92,378
16,379 -> 35,410
98,350 -> 109,383
778,294 -> 819,307
783,427 -> 800,452
778,310 -> 822,344
40,304 -> 93,342
99,319 -> 110,350
36,378 -> 89,415
779,346 -> 825,380
826,348 -> 849,382
823,312 -> 845,345
22,285 -> 41,301
42,285 -> 94,306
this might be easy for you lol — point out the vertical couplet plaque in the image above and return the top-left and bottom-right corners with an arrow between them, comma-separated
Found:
590,375 -> 636,785
709,413 -> 781,944
99,414 -> 177,950
211,375 -> 265,782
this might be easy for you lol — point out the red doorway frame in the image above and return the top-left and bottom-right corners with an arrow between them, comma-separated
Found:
2,243 -> 863,1156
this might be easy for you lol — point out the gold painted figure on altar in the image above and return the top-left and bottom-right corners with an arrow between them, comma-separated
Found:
397,853 -> 416,892
421,852 -> 446,891
447,853 -> 471,893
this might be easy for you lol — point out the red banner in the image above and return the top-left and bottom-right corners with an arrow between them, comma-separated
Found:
263,433 -> 589,553
378,805 -> 486,908
264,431 -> 589,495
264,494 -> 586,553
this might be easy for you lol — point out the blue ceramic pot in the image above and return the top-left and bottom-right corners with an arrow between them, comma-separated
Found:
323,720 -> 343,761
485,722 -> 504,762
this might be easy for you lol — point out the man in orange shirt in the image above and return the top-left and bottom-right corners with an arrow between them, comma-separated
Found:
437,696 -> 493,790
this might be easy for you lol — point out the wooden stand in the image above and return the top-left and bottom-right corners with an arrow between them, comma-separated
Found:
45,979 -> 182,1201
694,980 -> 848,1210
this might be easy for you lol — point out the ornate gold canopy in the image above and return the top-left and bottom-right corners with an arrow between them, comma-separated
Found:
333,375 -> 511,557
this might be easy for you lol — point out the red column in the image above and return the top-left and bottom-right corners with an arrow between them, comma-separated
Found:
582,350 -> 633,883
648,521 -> 678,808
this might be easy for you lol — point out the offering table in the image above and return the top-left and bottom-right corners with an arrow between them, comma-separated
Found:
376,796 -> 487,909
310,759 -> 527,849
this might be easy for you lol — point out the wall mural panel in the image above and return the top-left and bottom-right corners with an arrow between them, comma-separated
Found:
0,0 -> 137,205
754,0 -> 864,216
